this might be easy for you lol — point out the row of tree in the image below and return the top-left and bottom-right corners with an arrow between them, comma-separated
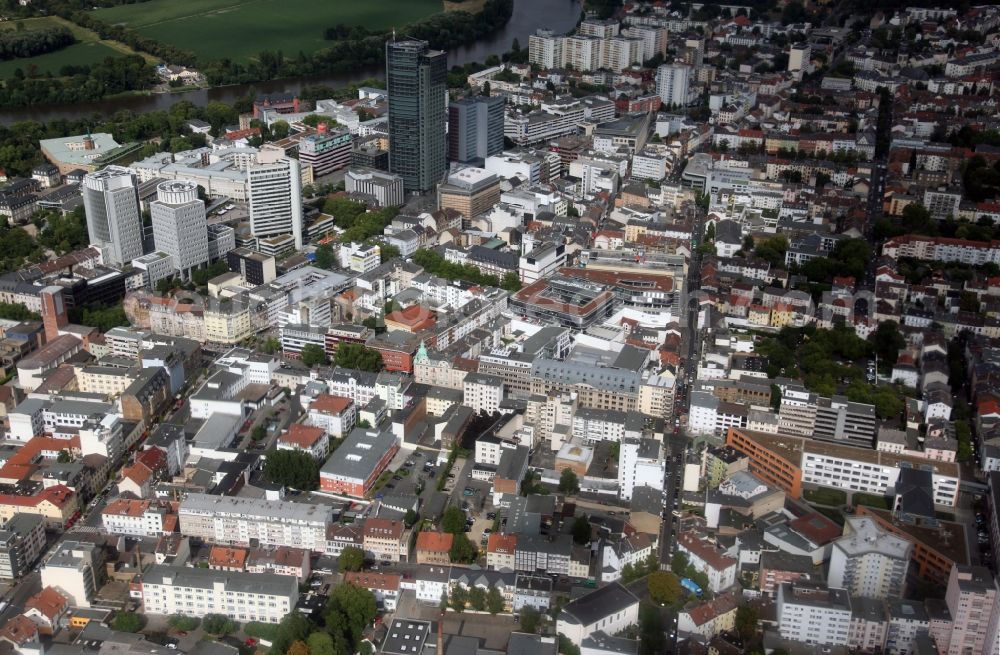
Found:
0,25 -> 75,61
411,248 -> 521,292
0,54 -> 157,108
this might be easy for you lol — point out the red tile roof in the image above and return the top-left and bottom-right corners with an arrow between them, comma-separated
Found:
310,394 -> 353,415
25,587 -> 68,622
789,512 -> 842,546
0,485 -> 74,509
415,531 -> 454,553
279,424 -> 326,449
209,546 -> 248,569
343,571 -> 401,592
487,533 -> 517,554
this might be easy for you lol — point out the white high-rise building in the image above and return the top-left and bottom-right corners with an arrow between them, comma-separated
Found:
656,63 -> 692,108
827,516 -> 912,600
82,166 -> 143,266
788,43 -> 811,73
777,582 -> 852,647
528,29 -> 564,69
563,35 -> 603,72
150,181 -> 209,279
618,437 -> 664,501
247,150 -> 303,250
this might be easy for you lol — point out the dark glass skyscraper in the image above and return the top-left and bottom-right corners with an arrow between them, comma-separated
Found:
386,39 -> 448,193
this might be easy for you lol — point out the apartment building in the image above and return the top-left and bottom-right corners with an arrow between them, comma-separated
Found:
676,532 -> 738,593
102,499 -> 173,538
362,519 -> 407,563
487,533 -> 517,571
178,494 -> 333,552
778,386 -> 877,447
882,235 -> 1000,267
618,438 -> 664,502
0,514 -> 45,580
777,582 -> 852,647
828,517 -> 912,600
463,373 -> 504,415
276,424 -> 329,460
305,394 -> 356,440
944,565 -> 998,655
40,540 -> 102,608
136,565 -> 297,623
572,408 -> 627,444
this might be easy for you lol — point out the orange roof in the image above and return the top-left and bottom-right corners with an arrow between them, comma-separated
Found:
0,485 -> 74,509
343,571 -> 402,592
208,546 -> 248,569
121,462 -> 154,487
103,499 -> 151,518
683,590 -> 739,627
279,424 -> 326,449
384,305 -> 436,331
25,587 -> 68,621
310,394 -> 353,415
415,531 -> 454,553
0,464 -> 35,484
487,533 -> 517,554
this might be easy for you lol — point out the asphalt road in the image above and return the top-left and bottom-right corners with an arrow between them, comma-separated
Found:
658,188 -> 705,567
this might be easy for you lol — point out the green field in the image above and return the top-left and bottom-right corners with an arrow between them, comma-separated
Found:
0,16 -> 147,78
94,0 -> 443,62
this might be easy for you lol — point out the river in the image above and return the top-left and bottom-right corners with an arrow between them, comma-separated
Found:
0,0 -> 581,125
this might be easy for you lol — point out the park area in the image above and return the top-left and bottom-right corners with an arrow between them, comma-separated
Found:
0,16 -> 145,78
93,0 -> 444,62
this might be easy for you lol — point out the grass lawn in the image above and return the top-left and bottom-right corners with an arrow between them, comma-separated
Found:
94,0 -> 443,62
853,492 -> 892,510
0,15 -> 152,78
802,487 -> 847,507
814,506 -> 845,526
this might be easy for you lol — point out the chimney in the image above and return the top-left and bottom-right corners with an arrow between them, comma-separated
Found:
83,135 -> 95,151
40,286 -> 68,343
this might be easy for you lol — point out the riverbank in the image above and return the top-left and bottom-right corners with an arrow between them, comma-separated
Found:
0,0 -> 580,124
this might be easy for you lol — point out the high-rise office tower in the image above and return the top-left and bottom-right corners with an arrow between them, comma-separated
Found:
82,166 -> 143,266
448,95 -> 505,164
386,38 -> 447,193
247,150 -> 303,250
656,63 -> 692,108
150,181 -> 210,279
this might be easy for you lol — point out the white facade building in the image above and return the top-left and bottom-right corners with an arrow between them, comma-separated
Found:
247,150 -> 303,250
82,166 -> 143,266
827,517 -> 912,600
618,438 -> 664,501
656,64 -> 692,108
137,565 -> 297,623
150,180 -> 210,278
777,582 -> 852,647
